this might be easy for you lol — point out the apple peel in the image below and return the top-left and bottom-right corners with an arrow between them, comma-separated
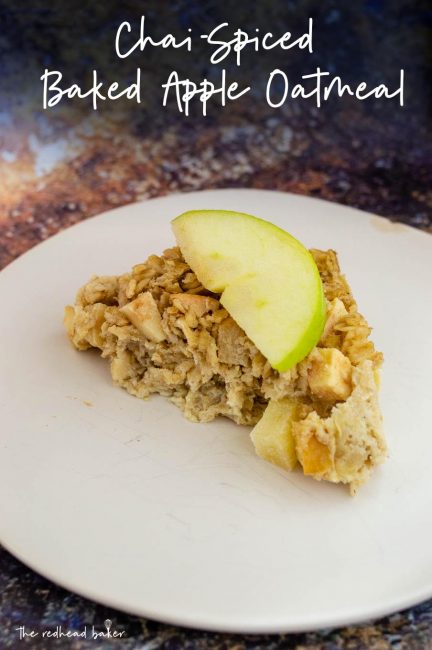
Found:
172,210 -> 326,371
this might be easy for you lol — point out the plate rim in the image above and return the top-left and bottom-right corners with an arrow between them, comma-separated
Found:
0,187 -> 429,278
1,532 -> 432,634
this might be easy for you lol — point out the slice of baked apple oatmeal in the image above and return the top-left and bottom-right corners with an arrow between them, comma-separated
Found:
64,246 -> 386,494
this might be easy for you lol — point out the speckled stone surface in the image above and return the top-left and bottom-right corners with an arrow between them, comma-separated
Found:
1,1 -> 432,647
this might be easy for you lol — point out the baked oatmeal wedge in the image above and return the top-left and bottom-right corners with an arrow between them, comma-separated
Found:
64,242 -> 386,494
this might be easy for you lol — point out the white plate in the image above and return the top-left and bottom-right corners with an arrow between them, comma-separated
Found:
1,189 -> 431,634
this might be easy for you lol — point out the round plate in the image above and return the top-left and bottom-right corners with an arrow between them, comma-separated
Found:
1,189 -> 431,633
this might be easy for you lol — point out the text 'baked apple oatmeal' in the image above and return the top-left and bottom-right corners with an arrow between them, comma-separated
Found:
64,210 -> 386,494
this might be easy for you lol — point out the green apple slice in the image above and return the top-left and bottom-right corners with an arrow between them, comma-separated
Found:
171,210 -> 326,372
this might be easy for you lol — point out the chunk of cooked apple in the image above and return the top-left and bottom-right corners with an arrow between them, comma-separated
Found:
172,210 -> 326,371
250,398 -> 299,471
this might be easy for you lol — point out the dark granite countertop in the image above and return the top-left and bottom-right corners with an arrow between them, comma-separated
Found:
1,1 -> 432,647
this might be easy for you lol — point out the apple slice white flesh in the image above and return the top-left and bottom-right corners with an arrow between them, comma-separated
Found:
172,210 -> 326,371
